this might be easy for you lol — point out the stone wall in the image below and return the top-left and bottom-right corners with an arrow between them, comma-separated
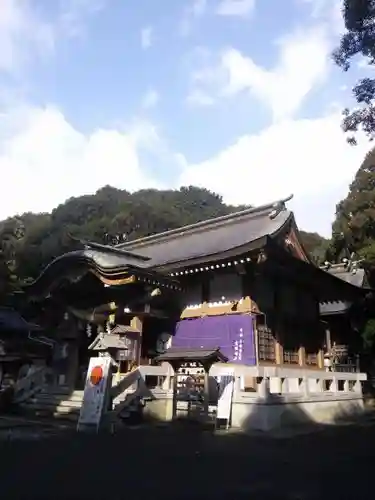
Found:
130,363 -> 367,432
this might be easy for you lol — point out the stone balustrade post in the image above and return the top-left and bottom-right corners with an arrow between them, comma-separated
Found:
299,376 -> 309,397
330,377 -> 338,393
353,380 -> 362,394
258,377 -> 270,399
281,377 -> 288,394
316,378 -> 323,392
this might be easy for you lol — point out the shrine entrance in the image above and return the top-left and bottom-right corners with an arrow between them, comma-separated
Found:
155,348 -> 227,423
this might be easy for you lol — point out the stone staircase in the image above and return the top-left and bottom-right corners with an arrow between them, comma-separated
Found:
18,386 -> 84,424
17,386 -> 147,428
8,364 -> 172,429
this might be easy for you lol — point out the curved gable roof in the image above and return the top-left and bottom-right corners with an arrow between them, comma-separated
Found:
115,196 -> 294,269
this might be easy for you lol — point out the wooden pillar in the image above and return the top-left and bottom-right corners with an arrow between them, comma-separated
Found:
131,316 -> 143,366
275,334 -> 283,365
172,365 -> 178,420
252,316 -> 260,365
298,346 -> 306,367
203,369 -> 210,421
325,326 -> 332,352
317,349 -> 324,369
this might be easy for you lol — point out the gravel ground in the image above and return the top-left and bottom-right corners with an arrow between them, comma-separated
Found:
0,421 -> 374,500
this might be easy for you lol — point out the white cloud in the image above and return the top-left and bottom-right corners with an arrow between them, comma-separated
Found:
301,0 -> 343,35
188,27 -> 331,121
178,112 -> 369,236
191,0 -> 207,17
141,26 -> 153,49
0,106 -> 164,220
0,0 -> 365,242
179,0 -> 207,37
0,0 -> 55,73
1,103 -> 367,236
187,88 -> 216,106
216,0 -> 255,18
0,0 -> 106,74
141,88 -> 160,109
58,0 -> 106,38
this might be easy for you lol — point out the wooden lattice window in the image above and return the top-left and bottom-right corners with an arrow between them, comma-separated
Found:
280,320 -> 300,365
257,324 -> 276,362
283,350 -> 299,364
304,323 -> 322,367
306,353 -> 318,366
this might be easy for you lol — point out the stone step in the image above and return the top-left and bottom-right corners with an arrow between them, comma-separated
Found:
32,392 -> 84,404
22,400 -> 82,412
0,414 -> 76,429
41,388 -> 84,398
17,386 -> 142,424
19,405 -> 81,422
22,411 -> 79,423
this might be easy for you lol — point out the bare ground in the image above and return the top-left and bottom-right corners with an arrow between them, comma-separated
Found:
0,420 -> 374,500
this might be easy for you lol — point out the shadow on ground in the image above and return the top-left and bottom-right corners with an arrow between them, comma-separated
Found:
0,418 -> 374,500
0,388 -> 374,500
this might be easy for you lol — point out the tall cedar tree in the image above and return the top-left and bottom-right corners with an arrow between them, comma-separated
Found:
333,0 -> 375,143
331,147 -> 375,267
0,218 -> 25,302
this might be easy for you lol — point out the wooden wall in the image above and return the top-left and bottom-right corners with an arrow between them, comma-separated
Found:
179,265 -> 325,369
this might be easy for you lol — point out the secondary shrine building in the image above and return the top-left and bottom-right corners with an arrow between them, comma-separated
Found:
25,195 -> 367,387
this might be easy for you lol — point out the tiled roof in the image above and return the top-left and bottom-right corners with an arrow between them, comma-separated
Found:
116,197 -> 293,269
155,347 -> 228,364
0,308 -> 41,333
319,262 -> 368,315
26,196 -> 294,297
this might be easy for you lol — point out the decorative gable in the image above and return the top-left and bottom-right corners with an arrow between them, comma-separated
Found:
282,226 -> 310,263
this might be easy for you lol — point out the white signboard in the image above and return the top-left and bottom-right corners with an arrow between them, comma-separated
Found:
77,356 -> 112,432
216,369 -> 235,427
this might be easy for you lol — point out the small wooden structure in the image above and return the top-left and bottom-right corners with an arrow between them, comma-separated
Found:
88,324 -> 141,374
320,260 -> 370,372
155,347 -> 227,422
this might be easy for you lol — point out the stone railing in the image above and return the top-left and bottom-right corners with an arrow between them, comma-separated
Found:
105,363 -> 368,430
209,364 -> 366,400
110,363 -> 367,402
217,365 -> 367,431
13,365 -> 52,403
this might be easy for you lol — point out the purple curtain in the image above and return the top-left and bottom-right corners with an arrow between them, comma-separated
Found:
172,315 -> 256,366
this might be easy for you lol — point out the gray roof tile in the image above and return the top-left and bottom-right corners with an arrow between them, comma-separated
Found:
116,198 -> 292,269
155,347 -> 228,364
319,263 -> 368,315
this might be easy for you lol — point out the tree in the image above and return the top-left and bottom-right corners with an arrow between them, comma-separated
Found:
330,147 -> 375,273
333,0 -> 375,143
299,231 -> 329,264
0,218 -> 25,302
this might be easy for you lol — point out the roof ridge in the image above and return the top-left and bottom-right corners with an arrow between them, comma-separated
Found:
117,195 -> 293,250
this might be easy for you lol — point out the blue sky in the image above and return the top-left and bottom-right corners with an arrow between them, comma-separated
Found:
0,0 -> 372,236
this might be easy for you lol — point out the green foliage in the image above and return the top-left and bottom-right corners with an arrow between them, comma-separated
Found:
331,147 -> 375,268
299,230 -> 329,264
0,217 -> 25,300
362,318 -> 375,349
333,0 -> 375,142
0,186 -> 327,294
